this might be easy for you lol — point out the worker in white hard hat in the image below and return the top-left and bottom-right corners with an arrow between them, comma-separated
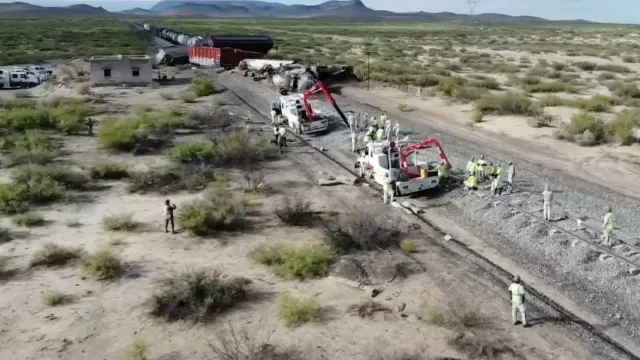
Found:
370,116 -> 378,129
382,172 -> 395,204
392,121 -> 400,140
466,157 -> 476,176
602,206 -> 615,246
375,127 -> 385,141
277,125 -> 287,153
350,130 -> 357,152
273,124 -> 279,142
509,275 -> 527,327
507,161 -> 515,191
542,184 -> 553,221
348,113 -> 355,131
381,112 -> 388,125
270,108 -> 277,125
363,113 -> 369,128
491,173 -> 503,196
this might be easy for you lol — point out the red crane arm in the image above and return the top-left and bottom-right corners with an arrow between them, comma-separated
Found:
399,138 -> 452,169
301,81 -> 350,127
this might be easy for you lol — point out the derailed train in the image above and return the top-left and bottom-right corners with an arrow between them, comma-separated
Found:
142,23 -> 275,55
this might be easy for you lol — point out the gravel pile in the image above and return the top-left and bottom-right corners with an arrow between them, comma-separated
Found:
214,72 -> 640,339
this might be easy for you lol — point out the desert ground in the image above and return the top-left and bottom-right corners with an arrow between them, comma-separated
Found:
2,16 -> 640,360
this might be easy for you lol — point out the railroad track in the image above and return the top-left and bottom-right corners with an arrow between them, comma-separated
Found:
208,73 -> 640,360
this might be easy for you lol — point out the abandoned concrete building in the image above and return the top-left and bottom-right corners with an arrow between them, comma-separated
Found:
89,55 -> 152,86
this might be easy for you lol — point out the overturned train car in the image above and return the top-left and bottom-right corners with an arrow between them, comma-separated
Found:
201,35 -> 274,55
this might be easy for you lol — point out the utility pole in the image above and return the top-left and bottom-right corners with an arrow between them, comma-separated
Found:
467,0 -> 480,20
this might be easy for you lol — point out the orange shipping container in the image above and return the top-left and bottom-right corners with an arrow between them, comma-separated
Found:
188,46 -> 262,68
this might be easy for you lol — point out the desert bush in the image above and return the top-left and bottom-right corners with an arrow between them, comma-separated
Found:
179,191 -> 245,235
12,90 -> 32,98
30,242 -> 82,267
0,256 -> 16,280
420,299 -> 451,326
179,92 -> 197,103
274,195 -> 313,226
191,78 -> 216,97
571,95 -> 616,112
123,338 -> 148,360
573,61 -> 597,71
396,103 -> 410,112
474,92 -> 538,116
278,293 -> 322,326
526,81 -> 577,93
622,55 -> 635,63
537,94 -> 566,107
102,214 -> 138,231
470,109 -> 483,123
90,163 -> 129,180
1,131 -> 57,167
597,64 -> 631,73
151,269 -> 250,322
207,324 -> 297,360
0,108 -> 56,131
74,82 -> 91,95
608,81 -> 640,99
400,239 -> 416,253
43,291 -> 69,306
51,104 -> 91,134
208,131 -> 270,167
0,98 -> 36,110
168,141 -> 215,164
12,163 -> 89,190
81,249 -> 123,280
127,166 -> 213,194
528,112 -> 554,128
160,92 -> 175,100
437,76 -> 466,96
250,243 -> 333,280
551,62 -> 567,71
608,110 -> 640,145
324,211 -> 400,252
452,86 -> 485,102
0,172 -> 65,213
448,332 -> 520,359
598,72 -> 616,81
242,169 -> 264,191
471,76 -> 501,90
138,108 -> 189,129
556,112 -> 607,146
12,213 -> 44,227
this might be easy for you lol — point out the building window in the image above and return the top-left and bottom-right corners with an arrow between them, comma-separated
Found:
103,68 -> 111,78
131,68 -> 140,77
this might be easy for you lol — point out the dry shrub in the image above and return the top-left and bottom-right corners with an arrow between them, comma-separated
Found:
123,338 -> 148,360
242,169 -> 264,191
151,269 -> 250,322
30,242 -> 83,267
448,332 -> 524,360
400,239 -> 416,253
323,211 -> 400,252
102,214 -> 139,231
474,92 -> 538,116
81,249 -> 123,280
420,299 -> 451,326
207,323 -> 299,360
250,243 -> 333,280
420,299 -> 488,329
348,300 -> 391,318
12,213 -> 45,227
43,291 -> 70,306
179,187 -> 246,235
274,196 -> 313,226
555,112 -> 606,146
190,108 -> 233,130
0,256 -> 17,280
127,166 -> 213,194
90,163 -> 129,180
278,293 -> 322,326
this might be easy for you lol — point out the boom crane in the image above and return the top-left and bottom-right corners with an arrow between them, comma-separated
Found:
302,81 -> 350,128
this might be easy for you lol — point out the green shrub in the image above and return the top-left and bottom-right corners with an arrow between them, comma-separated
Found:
75,82 -> 91,95
420,299 -> 451,326
452,86 -> 485,102
274,196 -> 313,226
90,163 -> 129,180
0,108 -> 55,131
526,82 -> 577,93
573,61 -> 597,71
51,104 -> 91,134
0,174 -> 65,212
556,112 -> 607,146
123,338 -> 148,360
571,95 -> 616,112
400,239 -> 416,253
278,293 -> 321,326
168,142 -> 215,164
127,167 -> 212,194
30,242 -> 83,267
597,64 -> 631,73
208,131 -> 270,167
608,110 -> 640,145
537,95 -> 567,107
0,98 -> 36,110
102,214 -> 138,231
82,249 -> 123,280
191,78 -> 215,97
151,269 -> 250,322
0,131 -> 57,167
178,196 -> 245,235
97,116 -> 147,151
474,92 -> 538,116
12,164 -> 89,190
43,291 -> 69,306
12,213 -> 45,227
179,92 -> 197,103
250,242 -> 333,280
138,108 -> 189,129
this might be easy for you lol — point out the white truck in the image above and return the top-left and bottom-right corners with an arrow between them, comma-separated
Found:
0,68 -> 41,89
271,93 -> 328,135
354,138 -> 452,196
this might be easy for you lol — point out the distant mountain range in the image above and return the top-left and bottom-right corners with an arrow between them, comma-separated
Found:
0,0 -> 594,23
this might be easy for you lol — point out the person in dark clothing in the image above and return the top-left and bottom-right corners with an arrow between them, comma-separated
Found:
163,199 -> 177,233
85,117 -> 94,136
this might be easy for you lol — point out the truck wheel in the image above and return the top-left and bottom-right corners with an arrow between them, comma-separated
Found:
279,88 -> 288,95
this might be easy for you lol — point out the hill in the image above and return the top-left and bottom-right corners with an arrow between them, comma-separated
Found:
120,7 -> 155,15
0,2 -> 109,16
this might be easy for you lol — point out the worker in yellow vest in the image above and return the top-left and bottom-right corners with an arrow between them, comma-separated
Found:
476,155 -> 487,181
464,174 -> 478,190
602,206 -> 615,246
437,160 -> 448,179
509,275 -> 528,327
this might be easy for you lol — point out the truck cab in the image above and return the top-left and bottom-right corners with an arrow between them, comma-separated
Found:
273,94 -> 328,135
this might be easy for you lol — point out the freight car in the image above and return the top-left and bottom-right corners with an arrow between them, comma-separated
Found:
201,35 -> 274,55
188,46 -> 263,69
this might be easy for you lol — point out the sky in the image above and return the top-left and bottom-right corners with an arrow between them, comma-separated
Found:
6,0 -> 639,24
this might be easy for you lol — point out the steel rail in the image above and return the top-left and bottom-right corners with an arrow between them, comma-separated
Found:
211,75 -> 640,360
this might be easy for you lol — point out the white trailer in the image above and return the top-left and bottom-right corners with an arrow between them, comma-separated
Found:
0,68 -> 41,89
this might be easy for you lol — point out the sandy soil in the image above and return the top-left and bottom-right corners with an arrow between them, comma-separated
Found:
340,86 -> 640,200
0,74 -> 613,360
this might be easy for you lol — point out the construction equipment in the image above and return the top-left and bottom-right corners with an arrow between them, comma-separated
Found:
354,138 -> 451,196
270,81 -> 349,134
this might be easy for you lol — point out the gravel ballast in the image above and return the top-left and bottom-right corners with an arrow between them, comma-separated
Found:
213,71 -> 640,339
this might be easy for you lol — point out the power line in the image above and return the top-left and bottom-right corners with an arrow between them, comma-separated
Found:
467,0 -> 479,16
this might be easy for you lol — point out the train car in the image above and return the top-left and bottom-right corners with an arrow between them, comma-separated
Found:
201,35 -> 274,55
143,23 -> 150,31
188,46 -> 263,68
